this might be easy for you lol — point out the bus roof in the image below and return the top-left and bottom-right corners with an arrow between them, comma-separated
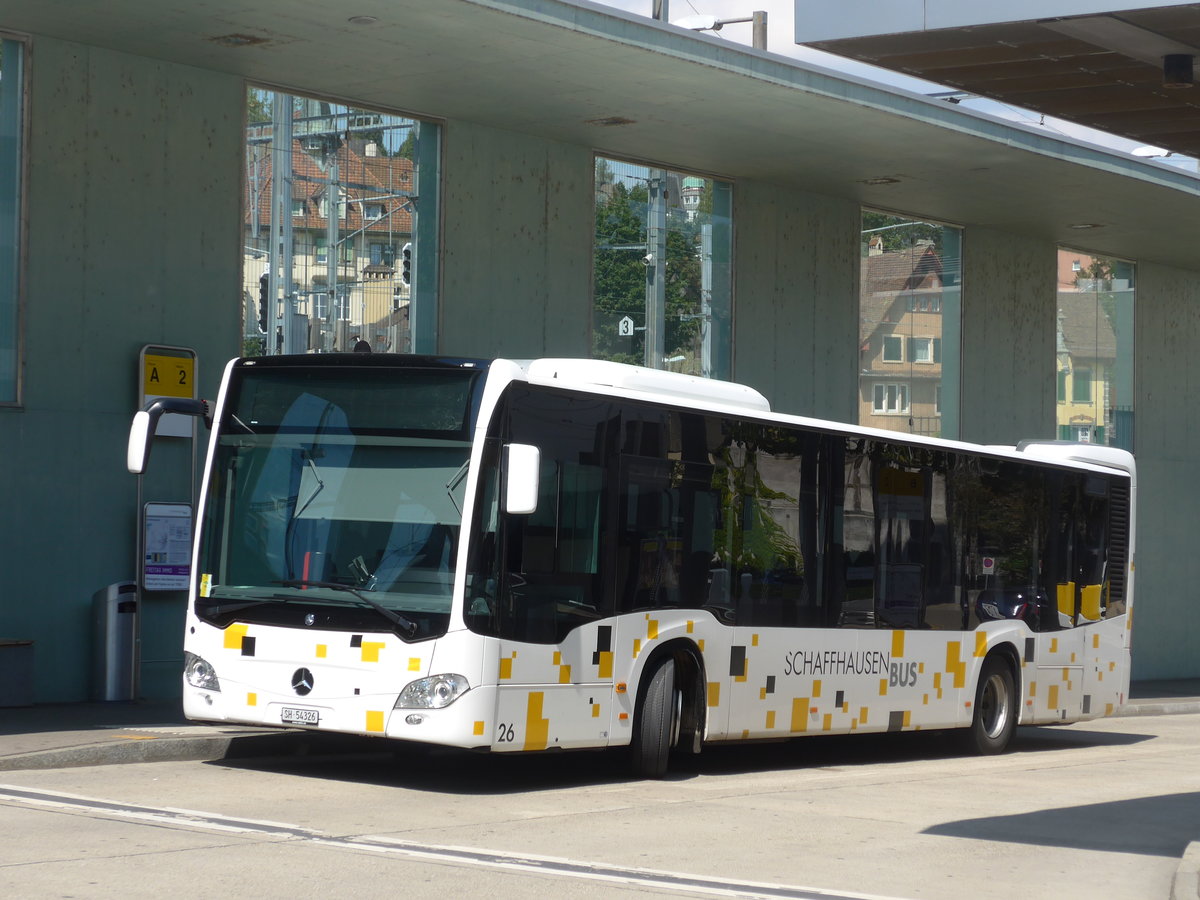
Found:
509,357 -> 1134,479
520,358 -> 772,414
1016,440 -> 1135,475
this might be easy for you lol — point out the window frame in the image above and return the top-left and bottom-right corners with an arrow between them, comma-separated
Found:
860,209 -> 962,440
911,336 -> 933,364
1072,367 -> 1093,404
244,85 -> 443,355
0,34 -> 29,408
872,383 -> 910,415
590,154 -> 733,381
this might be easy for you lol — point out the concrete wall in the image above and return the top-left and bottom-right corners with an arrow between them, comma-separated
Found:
439,120 -> 593,360
1127,261 -> 1200,678
959,228 -> 1057,444
732,182 -> 860,422
0,38 -> 243,701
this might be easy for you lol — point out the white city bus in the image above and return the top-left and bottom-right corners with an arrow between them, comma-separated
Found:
129,355 -> 1135,777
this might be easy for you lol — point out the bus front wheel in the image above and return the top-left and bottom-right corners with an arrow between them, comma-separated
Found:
630,658 -> 679,778
963,654 -> 1017,755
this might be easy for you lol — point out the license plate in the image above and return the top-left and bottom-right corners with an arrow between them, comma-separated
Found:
281,707 -> 319,726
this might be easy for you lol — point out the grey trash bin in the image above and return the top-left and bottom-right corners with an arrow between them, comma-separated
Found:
92,581 -> 136,701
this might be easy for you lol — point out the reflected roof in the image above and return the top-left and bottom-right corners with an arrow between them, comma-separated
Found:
796,3 -> 1200,158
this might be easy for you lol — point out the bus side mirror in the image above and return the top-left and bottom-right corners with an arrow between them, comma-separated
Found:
127,410 -> 154,474
503,443 -> 540,515
127,397 -> 211,474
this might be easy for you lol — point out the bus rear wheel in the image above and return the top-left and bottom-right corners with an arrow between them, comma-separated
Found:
630,658 -> 679,779
963,654 -> 1017,755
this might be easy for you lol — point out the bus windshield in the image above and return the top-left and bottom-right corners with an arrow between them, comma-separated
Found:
195,362 -> 482,641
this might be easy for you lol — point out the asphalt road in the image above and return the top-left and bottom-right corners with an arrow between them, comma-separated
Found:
2,713 -> 1198,899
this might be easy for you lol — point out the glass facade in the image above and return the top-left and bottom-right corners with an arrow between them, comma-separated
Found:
859,211 -> 962,438
0,37 -> 25,404
592,157 -> 732,380
1056,249 -> 1135,450
243,89 -> 439,356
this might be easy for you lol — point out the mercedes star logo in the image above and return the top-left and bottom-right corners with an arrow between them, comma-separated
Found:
291,667 -> 314,696
304,613 -> 315,626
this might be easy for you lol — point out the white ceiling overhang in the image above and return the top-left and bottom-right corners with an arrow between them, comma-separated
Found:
2,0 -> 1198,269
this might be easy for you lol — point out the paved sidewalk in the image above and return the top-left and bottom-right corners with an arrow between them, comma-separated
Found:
1,679 -> 1197,773
1,681 -> 1197,898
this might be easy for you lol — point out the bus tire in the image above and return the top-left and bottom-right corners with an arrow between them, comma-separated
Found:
963,654 -> 1017,755
630,658 -> 678,779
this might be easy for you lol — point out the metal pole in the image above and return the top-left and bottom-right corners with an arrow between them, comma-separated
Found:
278,102 -> 295,354
701,223 -> 712,379
653,0 -> 668,23
268,93 -> 291,355
645,172 -> 667,369
752,11 -> 767,50
326,144 -> 340,348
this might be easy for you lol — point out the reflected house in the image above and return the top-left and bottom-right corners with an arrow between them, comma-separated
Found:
244,137 -> 413,352
858,241 -> 946,436
1055,249 -> 1132,447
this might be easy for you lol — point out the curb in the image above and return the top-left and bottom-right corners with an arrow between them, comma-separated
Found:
1174,842 -> 1200,900
1114,701 -> 1200,718
0,731 -> 307,772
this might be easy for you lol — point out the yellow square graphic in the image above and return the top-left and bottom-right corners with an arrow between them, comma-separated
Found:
360,641 -> 386,663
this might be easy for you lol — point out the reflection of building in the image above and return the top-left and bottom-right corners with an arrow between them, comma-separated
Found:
244,138 -> 413,352
1055,249 -> 1133,447
858,243 -> 946,436
681,176 -> 704,220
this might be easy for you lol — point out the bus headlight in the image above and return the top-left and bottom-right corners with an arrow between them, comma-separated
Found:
395,674 -> 469,709
184,652 -> 221,691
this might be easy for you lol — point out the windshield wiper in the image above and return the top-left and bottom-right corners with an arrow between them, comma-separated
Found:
293,450 -> 325,519
445,459 -> 470,515
275,579 -> 419,638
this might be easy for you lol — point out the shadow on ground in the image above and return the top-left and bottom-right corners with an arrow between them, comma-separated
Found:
924,792 -> 1200,858
210,722 -> 1154,795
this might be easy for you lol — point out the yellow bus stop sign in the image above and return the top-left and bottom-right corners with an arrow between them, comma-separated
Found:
144,354 -> 194,399
139,345 -> 196,438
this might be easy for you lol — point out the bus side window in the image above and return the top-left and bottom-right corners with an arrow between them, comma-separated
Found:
1045,474 -> 1080,630
1077,475 -> 1110,623
612,406 -> 720,616
730,427 -> 822,629
618,458 -> 683,611
465,438 -> 502,635
834,439 -> 876,628
497,386 -> 613,643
